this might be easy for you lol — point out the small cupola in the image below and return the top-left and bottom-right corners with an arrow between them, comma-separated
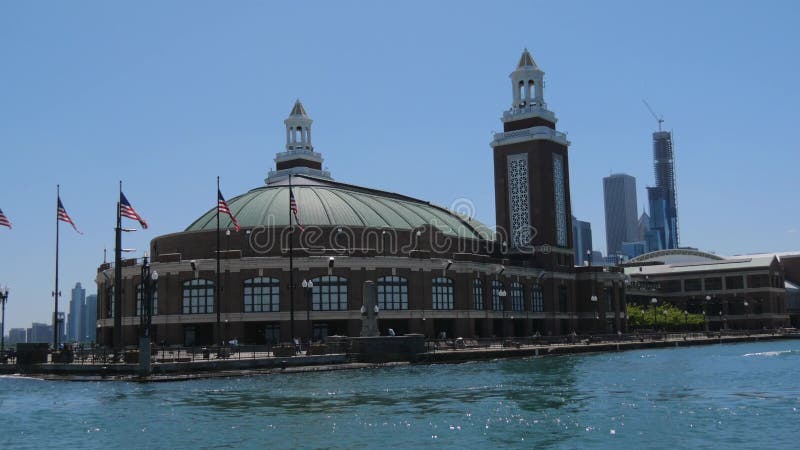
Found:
266,100 -> 332,183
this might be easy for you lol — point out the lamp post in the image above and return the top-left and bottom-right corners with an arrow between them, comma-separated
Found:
684,310 -> 689,333
139,254 -> 157,376
0,285 -> 8,362
651,298 -> 658,330
498,289 -> 508,337
640,307 -> 645,330
302,279 -> 314,341
743,300 -> 749,331
718,310 -> 723,331
590,294 -> 599,332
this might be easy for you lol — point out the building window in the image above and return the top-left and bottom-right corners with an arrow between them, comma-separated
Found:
377,276 -> 408,310
473,279 -> 484,310
492,280 -> 505,311
432,277 -> 454,310
705,278 -> 722,291
684,278 -> 702,292
748,274 -> 769,289
106,286 -> 114,319
312,276 -> 348,311
725,276 -> 744,290
511,282 -> 524,311
244,277 -> 280,312
532,284 -> 544,312
182,279 -> 214,314
553,153 -> 567,247
507,153 -> 531,249
558,285 -> 568,312
135,282 -> 159,316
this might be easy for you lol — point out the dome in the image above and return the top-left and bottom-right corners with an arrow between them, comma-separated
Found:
186,175 -> 493,240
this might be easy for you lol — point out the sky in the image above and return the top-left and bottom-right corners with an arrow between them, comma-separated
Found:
1,1 -> 799,330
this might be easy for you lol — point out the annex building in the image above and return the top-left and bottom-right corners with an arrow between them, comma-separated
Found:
96,51 -> 627,347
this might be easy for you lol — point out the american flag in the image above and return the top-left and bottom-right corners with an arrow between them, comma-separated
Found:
217,190 -> 240,232
120,192 -> 148,229
0,207 -> 11,229
57,197 -> 82,234
289,187 -> 304,231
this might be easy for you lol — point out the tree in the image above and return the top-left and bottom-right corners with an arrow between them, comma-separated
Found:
626,303 -> 703,330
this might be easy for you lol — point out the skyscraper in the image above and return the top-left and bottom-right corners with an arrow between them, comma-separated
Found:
84,294 -> 97,343
648,130 -> 679,249
68,282 -> 85,342
572,216 -> 593,266
603,174 -> 638,256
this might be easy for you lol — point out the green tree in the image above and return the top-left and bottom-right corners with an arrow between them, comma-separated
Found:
627,303 -> 704,330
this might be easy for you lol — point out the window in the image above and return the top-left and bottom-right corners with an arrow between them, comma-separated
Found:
136,282 -> 159,316
492,280 -> 505,311
532,284 -> 544,312
432,277 -> 454,310
182,279 -> 214,314
725,276 -> 744,290
705,278 -> 722,291
511,283 -> 524,312
377,276 -> 408,310
312,276 -> 348,311
748,274 -> 769,289
473,279 -> 484,310
507,153 -> 531,249
244,277 -> 280,312
684,279 -> 702,292
106,286 -> 114,319
558,285 -> 568,312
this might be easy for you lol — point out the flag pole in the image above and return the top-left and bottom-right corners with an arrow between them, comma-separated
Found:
114,181 -> 123,356
216,176 -> 221,347
53,185 -> 60,350
289,175 -> 295,348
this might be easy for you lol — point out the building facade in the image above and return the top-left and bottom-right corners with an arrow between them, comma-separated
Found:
68,282 -> 85,343
95,50 -> 628,347
624,250 -> 790,330
647,130 -> 679,250
603,174 -> 638,256
572,216 -> 592,266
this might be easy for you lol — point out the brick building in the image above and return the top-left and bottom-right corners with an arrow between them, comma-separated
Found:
96,50 -> 627,347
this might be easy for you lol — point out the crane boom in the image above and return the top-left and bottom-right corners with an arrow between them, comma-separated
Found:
642,99 -> 664,132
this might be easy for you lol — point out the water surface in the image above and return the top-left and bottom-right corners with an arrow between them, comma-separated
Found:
1,340 -> 799,448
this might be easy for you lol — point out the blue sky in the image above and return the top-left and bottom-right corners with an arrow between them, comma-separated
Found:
1,1 -> 798,329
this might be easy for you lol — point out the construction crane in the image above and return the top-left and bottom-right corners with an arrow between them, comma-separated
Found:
642,99 -> 664,131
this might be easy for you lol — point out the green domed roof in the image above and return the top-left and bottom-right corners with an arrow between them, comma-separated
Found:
186,175 -> 493,240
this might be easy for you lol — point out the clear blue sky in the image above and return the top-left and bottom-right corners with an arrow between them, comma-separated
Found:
1,1 -> 799,330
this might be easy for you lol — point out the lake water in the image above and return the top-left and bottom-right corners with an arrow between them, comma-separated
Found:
1,340 -> 799,449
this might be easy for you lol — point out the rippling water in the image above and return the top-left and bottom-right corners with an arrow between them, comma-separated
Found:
1,340 -> 799,449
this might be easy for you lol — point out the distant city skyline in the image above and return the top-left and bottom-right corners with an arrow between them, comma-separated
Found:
1,2 -> 800,330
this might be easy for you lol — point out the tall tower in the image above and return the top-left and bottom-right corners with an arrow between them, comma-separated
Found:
491,49 -> 573,268
649,130 -> 679,249
602,174 -> 638,256
266,100 -> 332,183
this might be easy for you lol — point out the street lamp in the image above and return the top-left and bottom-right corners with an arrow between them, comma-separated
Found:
498,289 -> 508,337
684,310 -> 689,333
743,300 -> 749,331
302,279 -> 314,340
651,298 -> 658,330
0,285 -> 8,362
590,294 -> 599,332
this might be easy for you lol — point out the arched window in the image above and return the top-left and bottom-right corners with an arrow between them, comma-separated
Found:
432,277 -> 454,310
473,279 -> 484,310
518,80 -> 525,102
312,276 -> 348,311
295,126 -> 302,144
377,276 -> 408,310
106,286 -> 114,319
528,80 -> 535,101
244,277 -> 279,312
492,280 -> 505,311
511,282 -> 524,312
136,282 -> 158,316
532,284 -> 544,313
182,279 -> 214,314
